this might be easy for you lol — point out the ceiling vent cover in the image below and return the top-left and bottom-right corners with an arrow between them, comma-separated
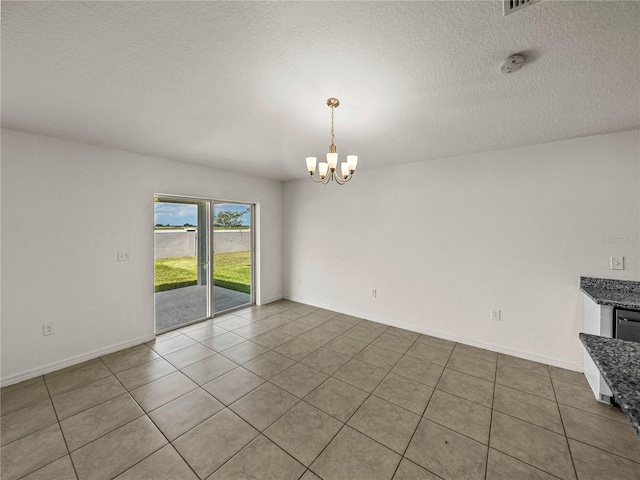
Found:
503,0 -> 537,16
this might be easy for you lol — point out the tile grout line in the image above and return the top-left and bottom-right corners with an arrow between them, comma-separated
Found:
90,358 -> 172,479
490,408 -> 570,439
136,400 -> 202,480
5,354 -> 166,479
30,374 -> 79,480
311,331 -> 425,479
302,328 -> 452,470
425,350 -> 573,480
447,360 -> 638,477
549,365 -> 582,480
260,323 -> 395,478
118,344 -> 562,480
484,350 -> 498,479
44,357 -> 133,475
486,450 -> 566,480
81,353 -> 185,480
412,356 -> 491,409
0,400 -> 59,449
550,378 -> 632,427
111,330 -> 251,480
487,363 -> 578,480
389,342 -> 448,480
156,313 -> 315,477
493,379 -> 559,403
165,307 -> 324,477
206,431 -> 303,478
569,437 -> 640,466
6,302 -> 636,480
2,303 -> 291,479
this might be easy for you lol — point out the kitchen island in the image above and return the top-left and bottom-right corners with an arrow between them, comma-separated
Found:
580,277 -> 640,403
580,333 -> 640,438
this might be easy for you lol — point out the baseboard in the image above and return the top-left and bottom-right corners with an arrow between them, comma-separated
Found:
283,295 -> 583,372
0,334 -> 157,388
258,294 -> 283,306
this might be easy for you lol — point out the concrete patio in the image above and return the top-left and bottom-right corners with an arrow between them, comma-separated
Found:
155,285 -> 251,331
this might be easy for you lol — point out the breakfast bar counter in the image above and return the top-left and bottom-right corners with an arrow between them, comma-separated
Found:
580,333 -> 640,438
580,277 -> 640,310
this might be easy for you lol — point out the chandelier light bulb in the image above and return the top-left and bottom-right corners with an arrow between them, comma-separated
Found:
347,155 -> 358,172
326,152 -> 338,170
306,157 -> 317,174
319,162 -> 329,178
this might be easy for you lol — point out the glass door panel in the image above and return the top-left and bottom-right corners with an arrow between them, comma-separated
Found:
213,202 -> 253,313
154,198 -> 210,331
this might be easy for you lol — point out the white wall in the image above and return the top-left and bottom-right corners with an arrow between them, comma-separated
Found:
283,130 -> 640,370
1,128 -> 283,385
2,129 -> 638,383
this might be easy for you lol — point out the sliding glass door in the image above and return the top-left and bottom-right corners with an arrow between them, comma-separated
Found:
154,196 -> 253,332
213,202 -> 253,313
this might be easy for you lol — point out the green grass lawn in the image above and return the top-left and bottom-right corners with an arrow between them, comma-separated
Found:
155,252 -> 251,294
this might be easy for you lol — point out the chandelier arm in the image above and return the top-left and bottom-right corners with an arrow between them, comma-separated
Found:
334,173 -> 351,185
333,170 -> 347,185
309,171 -> 333,183
309,167 -> 353,185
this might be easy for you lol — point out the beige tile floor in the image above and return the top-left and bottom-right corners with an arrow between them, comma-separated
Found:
2,301 -> 639,480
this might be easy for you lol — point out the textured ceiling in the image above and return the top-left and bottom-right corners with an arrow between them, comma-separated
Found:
2,1 -> 639,180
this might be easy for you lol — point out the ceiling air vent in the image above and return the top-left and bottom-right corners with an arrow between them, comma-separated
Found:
503,0 -> 537,16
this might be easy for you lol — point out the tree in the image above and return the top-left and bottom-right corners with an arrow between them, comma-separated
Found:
214,208 -> 248,229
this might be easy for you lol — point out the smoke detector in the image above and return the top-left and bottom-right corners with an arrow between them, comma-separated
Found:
500,54 -> 525,74
503,0 -> 538,16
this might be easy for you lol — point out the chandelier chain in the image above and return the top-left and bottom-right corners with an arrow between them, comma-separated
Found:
330,106 -> 335,147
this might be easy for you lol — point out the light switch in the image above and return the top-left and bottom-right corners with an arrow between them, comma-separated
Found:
610,256 -> 624,270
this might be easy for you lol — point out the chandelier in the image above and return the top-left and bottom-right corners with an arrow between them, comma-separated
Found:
305,98 -> 358,185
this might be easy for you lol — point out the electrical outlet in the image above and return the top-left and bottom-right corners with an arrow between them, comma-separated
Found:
43,322 -> 55,336
372,289 -> 377,298
610,256 -> 624,270
491,309 -> 501,321
117,250 -> 130,262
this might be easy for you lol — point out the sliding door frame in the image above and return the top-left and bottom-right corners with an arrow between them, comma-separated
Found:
213,200 -> 256,315
154,194 -> 255,333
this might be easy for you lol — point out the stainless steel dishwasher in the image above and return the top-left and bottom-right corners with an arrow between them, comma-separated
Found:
615,308 -> 640,343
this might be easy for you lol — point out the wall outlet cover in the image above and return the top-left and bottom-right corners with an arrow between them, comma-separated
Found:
610,256 -> 624,270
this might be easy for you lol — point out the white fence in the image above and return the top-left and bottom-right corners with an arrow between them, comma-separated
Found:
154,230 -> 251,259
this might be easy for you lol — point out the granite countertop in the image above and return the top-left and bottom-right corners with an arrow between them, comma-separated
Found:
580,277 -> 640,310
579,333 -> 640,437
